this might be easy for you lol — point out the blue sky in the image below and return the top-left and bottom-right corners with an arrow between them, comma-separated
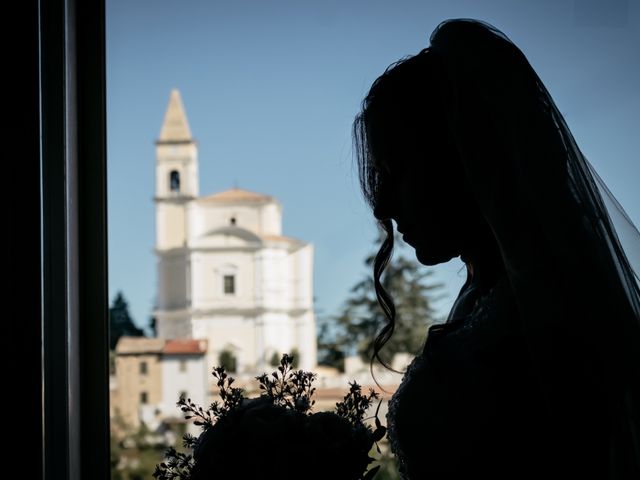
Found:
107,0 -> 639,330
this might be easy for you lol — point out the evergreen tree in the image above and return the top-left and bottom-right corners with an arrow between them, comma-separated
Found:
218,349 -> 237,373
316,314 -> 345,371
149,316 -> 157,337
109,291 -> 144,350
322,230 -> 444,366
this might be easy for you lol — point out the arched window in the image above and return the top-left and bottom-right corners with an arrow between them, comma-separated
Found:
169,170 -> 180,193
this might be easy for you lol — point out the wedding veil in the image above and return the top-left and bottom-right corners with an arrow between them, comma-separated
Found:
428,19 -> 640,477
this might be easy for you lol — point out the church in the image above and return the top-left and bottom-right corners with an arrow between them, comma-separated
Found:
153,89 -> 317,373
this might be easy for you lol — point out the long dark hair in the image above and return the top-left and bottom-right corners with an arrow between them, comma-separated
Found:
352,50 -> 435,370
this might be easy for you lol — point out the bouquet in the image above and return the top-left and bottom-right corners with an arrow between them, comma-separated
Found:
153,354 -> 386,480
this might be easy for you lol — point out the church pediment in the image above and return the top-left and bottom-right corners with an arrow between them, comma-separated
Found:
192,226 -> 263,249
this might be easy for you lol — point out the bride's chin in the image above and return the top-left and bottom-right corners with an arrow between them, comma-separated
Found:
415,245 -> 456,266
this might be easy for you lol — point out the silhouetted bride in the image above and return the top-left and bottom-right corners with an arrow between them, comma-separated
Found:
353,19 -> 640,479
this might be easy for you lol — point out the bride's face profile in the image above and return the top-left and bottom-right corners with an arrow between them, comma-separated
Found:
370,114 -> 473,266
357,51 -> 494,268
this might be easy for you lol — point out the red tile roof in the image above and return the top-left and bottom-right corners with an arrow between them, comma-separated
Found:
162,339 -> 208,355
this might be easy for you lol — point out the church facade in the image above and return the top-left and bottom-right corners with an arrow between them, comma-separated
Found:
153,89 -> 316,373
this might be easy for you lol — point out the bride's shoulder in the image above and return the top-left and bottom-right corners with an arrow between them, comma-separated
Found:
426,275 -> 520,350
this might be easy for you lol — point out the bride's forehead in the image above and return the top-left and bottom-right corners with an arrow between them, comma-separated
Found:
372,154 -> 393,175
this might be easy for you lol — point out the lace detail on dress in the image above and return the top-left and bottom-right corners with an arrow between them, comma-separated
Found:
386,355 -> 426,479
385,277 -> 512,479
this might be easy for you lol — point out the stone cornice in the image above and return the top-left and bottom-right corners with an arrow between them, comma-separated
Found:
154,195 -> 196,205
155,139 -> 196,146
154,306 -> 313,318
154,243 -> 307,256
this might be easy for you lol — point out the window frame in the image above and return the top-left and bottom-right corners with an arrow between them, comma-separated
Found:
39,1 -> 109,479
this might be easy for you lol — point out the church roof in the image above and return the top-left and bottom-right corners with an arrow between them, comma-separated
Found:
158,89 -> 193,143
198,188 -> 277,204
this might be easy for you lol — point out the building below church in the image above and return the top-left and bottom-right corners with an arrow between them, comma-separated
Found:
110,336 -> 405,432
111,337 -> 208,430
153,89 -> 317,373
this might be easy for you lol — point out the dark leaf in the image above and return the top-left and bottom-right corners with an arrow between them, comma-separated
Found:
372,426 -> 386,442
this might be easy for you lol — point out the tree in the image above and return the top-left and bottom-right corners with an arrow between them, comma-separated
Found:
149,316 -> 157,337
321,229 -> 444,366
218,349 -> 237,372
110,291 -> 144,350
316,314 -> 345,371
269,351 -> 281,368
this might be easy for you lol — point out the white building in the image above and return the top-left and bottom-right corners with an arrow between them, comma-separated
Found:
154,89 -> 317,373
159,339 -> 209,420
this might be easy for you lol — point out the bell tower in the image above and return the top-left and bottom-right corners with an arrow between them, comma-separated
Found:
155,89 -> 199,250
